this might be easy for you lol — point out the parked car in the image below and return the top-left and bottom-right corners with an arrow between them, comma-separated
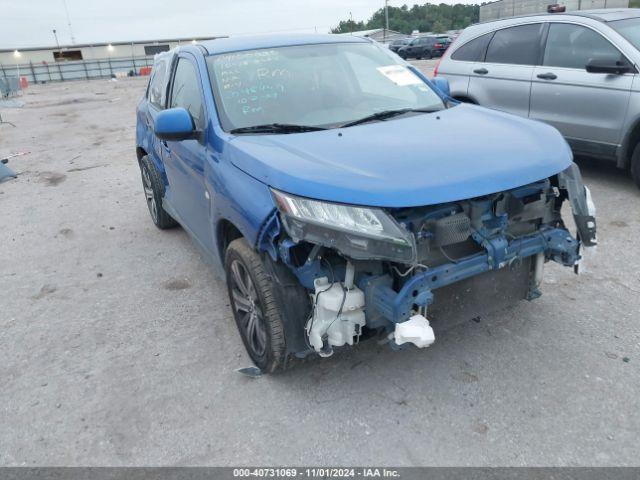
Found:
136,34 -> 596,373
435,8 -> 640,188
398,35 -> 451,59
389,38 -> 411,53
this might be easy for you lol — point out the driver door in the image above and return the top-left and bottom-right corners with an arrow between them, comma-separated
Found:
529,22 -> 634,157
162,55 -> 213,249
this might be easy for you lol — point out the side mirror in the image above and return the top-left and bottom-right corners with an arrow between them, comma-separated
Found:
586,57 -> 633,75
432,77 -> 450,97
154,107 -> 196,142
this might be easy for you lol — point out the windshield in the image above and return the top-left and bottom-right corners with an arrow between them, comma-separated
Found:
610,17 -> 640,50
206,42 -> 445,131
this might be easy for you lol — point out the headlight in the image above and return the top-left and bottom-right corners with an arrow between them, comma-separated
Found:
271,189 -> 416,263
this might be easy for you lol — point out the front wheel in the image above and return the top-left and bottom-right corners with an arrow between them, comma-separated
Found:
225,238 -> 287,373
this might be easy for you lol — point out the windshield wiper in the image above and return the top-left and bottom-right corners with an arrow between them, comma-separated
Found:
339,108 -> 441,128
229,123 -> 328,135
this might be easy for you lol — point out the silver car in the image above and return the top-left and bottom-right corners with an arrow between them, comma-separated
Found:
436,8 -> 640,188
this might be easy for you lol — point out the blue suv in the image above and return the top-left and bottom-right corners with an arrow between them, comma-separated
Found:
136,34 -> 597,373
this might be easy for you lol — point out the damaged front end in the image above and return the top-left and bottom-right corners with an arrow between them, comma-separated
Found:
258,163 -> 596,358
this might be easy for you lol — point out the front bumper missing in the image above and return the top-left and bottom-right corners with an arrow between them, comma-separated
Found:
360,227 -> 580,324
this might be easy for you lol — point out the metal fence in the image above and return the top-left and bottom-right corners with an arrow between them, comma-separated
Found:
0,55 -> 154,84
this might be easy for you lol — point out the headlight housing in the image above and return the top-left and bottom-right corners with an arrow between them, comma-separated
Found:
271,189 -> 416,263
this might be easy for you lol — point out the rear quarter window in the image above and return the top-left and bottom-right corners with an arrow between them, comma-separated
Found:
485,23 -> 545,65
450,33 -> 493,62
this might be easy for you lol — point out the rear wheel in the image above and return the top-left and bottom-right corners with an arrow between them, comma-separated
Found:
225,238 -> 287,373
139,155 -> 177,229
425,50 -> 433,59
631,142 -> 640,189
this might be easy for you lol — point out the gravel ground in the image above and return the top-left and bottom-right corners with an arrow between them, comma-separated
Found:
0,69 -> 639,467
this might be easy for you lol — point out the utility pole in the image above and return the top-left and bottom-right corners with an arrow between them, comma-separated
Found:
52,29 -> 60,50
349,11 -> 354,34
61,0 -> 76,44
52,29 -> 61,60
384,0 -> 389,44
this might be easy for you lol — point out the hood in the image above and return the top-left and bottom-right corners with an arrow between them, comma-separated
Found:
228,104 -> 572,208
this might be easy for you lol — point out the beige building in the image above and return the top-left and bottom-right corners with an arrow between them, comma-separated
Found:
480,0 -> 630,22
0,37 -> 223,67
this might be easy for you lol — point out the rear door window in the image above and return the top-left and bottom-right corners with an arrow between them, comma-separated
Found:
148,59 -> 167,109
169,58 -> 205,128
451,33 -> 493,62
543,23 -> 624,69
485,23 -> 545,65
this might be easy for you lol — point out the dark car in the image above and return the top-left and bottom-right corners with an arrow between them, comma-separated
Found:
398,35 -> 452,59
389,38 -> 411,53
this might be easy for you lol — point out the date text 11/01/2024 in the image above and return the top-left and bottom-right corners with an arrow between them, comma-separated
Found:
232,468 -> 400,477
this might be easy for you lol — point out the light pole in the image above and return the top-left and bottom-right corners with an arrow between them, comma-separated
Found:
61,0 -> 76,44
53,29 -> 61,60
384,0 -> 389,44
13,50 -> 21,81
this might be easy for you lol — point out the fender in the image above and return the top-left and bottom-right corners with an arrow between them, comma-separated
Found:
209,160 -> 277,272
618,114 -> 640,169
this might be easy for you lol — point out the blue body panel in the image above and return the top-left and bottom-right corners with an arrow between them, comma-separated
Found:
228,104 -> 572,208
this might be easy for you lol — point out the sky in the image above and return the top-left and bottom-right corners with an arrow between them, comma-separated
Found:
0,0 -> 479,49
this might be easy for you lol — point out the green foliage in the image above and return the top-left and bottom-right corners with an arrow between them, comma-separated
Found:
630,0 -> 640,7
330,19 -> 367,34
331,2 -> 480,35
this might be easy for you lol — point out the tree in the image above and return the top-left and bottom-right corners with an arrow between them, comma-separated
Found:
330,19 -> 367,34
331,2 -> 480,35
432,20 -> 448,33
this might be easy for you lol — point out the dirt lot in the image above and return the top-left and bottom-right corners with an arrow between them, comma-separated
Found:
1,65 -> 639,466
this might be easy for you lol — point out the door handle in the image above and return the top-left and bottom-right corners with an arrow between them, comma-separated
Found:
473,68 -> 489,75
537,72 -> 557,80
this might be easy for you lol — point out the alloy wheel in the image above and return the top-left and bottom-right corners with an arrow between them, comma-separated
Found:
229,259 -> 267,357
141,165 -> 158,223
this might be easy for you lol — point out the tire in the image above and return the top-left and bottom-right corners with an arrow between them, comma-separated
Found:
225,238 -> 287,373
631,142 -> 640,189
425,51 -> 433,59
139,155 -> 177,229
